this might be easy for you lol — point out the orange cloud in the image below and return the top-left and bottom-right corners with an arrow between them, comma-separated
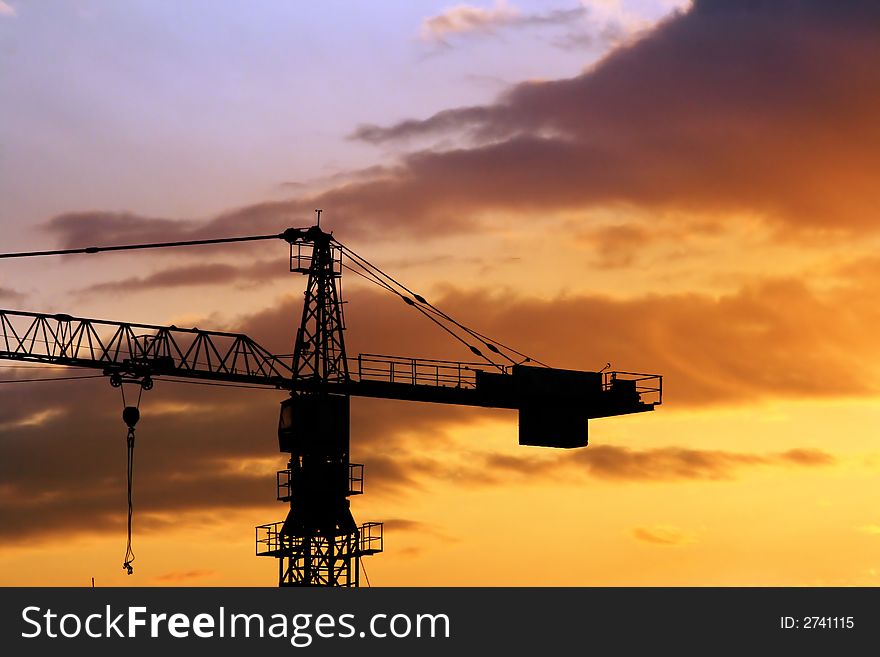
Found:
632,525 -> 695,546
480,446 -> 834,483
421,2 -> 520,42
420,2 -> 586,44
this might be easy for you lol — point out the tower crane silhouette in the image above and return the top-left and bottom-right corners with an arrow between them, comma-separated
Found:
0,219 -> 662,587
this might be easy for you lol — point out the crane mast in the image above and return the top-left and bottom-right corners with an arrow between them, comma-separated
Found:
0,223 -> 663,587
263,225 -> 373,587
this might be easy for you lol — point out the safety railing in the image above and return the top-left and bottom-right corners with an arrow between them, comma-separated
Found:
255,521 -> 383,557
602,371 -> 663,406
255,521 -> 284,557
289,242 -> 343,276
353,353 -> 481,389
276,463 -> 365,501
349,463 -> 364,495
358,522 -> 384,556
276,469 -> 291,501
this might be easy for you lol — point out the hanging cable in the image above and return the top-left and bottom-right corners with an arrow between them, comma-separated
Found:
119,380 -> 145,575
122,420 -> 136,575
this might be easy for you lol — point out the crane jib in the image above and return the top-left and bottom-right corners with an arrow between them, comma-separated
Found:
0,308 -> 661,448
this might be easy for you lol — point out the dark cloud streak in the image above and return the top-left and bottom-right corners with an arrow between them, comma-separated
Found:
0,287 -> 24,304
76,260 -> 288,295
356,0 -> 880,230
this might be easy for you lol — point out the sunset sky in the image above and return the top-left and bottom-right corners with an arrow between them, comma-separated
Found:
3,0 -> 880,587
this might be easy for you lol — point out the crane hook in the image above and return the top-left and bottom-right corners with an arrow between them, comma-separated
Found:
117,378 -> 148,575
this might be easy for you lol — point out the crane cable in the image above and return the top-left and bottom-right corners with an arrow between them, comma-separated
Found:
118,380 -> 145,575
340,260 -> 503,369
338,243 -> 549,368
339,243 -> 534,366
0,373 -> 104,384
359,556 -> 372,587
339,248 -> 507,369
0,232 -> 288,259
